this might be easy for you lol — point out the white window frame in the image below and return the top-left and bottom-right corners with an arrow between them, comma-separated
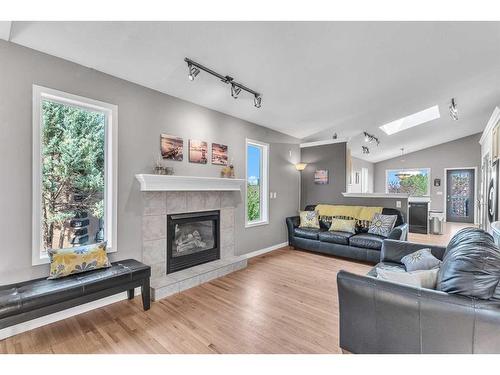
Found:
32,85 -> 118,265
385,168 -> 431,196
245,138 -> 269,228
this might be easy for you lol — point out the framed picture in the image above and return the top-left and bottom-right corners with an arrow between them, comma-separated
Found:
189,140 -> 208,164
160,134 -> 183,161
314,169 -> 329,184
212,143 -> 228,166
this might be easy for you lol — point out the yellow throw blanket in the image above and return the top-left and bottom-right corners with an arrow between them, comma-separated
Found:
315,204 -> 382,221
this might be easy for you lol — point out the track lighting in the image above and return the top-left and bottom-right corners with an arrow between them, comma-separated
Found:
184,58 -> 262,108
362,146 -> 370,154
187,63 -> 200,81
449,98 -> 458,121
231,84 -> 241,99
254,95 -> 262,108
363,131 -> 380,145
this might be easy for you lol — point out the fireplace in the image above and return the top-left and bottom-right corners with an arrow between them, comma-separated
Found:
166,210 -> 220,274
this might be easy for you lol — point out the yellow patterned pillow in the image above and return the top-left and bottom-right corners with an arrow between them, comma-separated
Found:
299,210 -> 320,229
329,218 -> 357,234
48,242 -> 111,279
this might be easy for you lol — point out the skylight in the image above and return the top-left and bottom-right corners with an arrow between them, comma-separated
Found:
379,105 -> 440,135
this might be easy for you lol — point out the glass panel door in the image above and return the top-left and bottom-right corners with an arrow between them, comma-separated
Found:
446,169 -> 475,223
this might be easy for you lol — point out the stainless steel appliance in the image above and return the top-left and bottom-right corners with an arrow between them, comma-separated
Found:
488,160 -> 499,223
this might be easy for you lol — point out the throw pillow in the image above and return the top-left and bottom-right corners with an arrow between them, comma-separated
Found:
367,213 -> 397,237
377,268 -> 439,289
329,218 -> 356,234
401,248 -> 442,272
299,210 -> 320,229
48,242 -> 111,280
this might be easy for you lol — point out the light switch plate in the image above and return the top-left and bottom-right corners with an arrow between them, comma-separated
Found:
396,201 -> 402,208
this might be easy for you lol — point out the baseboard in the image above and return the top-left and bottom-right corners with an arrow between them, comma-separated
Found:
0,288 -> 141,341
242,241 -> 288,259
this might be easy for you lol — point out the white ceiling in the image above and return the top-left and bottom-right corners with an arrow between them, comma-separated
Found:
4,21 -> 500,162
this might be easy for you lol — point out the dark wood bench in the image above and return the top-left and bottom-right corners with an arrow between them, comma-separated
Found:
0,259 -> 151,329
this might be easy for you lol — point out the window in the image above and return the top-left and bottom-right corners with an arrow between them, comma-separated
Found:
245,139 -> 269,227
32,85 -> 117,265
386,168 -> 430,196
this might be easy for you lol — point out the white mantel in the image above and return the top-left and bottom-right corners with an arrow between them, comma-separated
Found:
135,174 -> 245,192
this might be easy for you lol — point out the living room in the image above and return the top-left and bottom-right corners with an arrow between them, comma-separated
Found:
2,1 -> 500,371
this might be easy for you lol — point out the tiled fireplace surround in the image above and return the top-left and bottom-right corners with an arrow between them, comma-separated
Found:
141,191 -> 247,300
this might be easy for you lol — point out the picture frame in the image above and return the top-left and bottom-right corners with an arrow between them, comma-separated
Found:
189,139 -> 208,164
314,169 -> 329,184
160,134 -> 183,161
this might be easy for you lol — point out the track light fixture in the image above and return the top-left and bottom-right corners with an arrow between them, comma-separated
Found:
231,84 -> 241,99
362,146 -> 370,154
449,98 -> 458,121
184,57 -> 262,108
254,94 -> 262,108
363,131 -> 380,145
187,63 -> 200,81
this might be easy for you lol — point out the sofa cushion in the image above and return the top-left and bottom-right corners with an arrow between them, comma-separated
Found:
329,218 -> 356,234
318,231 -> 354,245
437,227 -> 500,300
349,233 -> 385,250
368,213 -> 398,237
377,268 -> 439,289
294,227 -> 323,240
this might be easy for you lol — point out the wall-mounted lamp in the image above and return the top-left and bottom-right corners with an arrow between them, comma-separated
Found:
295,163 -> 307,171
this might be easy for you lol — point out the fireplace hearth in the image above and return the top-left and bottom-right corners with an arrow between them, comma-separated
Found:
167,210 -> 220,274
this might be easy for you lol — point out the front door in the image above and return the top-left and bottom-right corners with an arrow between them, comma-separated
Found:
446,169 -> 475,223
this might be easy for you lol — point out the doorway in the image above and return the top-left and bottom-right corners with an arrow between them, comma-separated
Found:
445,168 -> 476,223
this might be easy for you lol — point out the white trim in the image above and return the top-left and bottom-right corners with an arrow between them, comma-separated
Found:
32,85 -> 118,265
342,192 -> 409,199
300,138 -> 348,148
135,174 -> 245,191
384,167 -> 431,196
0,289 -> 140,341
241,242 -> 288,259
443,167 -> 478,224
245,138 -> 270,228
480,106 -> 500,146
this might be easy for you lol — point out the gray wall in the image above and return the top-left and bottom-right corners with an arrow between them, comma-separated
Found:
373,133 -> 481,211
0,40 -> 300,284
300,142 -> 347,208
300,142 -> 408,218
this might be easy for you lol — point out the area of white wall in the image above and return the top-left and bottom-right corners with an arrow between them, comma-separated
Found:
349,157 -> 374,193
0,40 -> 300,284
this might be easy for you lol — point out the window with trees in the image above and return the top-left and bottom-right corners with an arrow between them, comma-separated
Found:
245,139 -> 269,227
386,168 -> 430,196
32,86 -> 117,264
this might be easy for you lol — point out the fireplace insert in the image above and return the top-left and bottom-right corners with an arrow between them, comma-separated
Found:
166,210 -> 220,274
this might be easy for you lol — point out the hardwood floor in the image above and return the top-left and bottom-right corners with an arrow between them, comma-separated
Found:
408,221 -> 475,246
0,248 -> 371,354
1,222 -> 470,354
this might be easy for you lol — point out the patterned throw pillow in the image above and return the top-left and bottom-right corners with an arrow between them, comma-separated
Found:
329,218 -> 356,234
299,210 -> 320,229
48,242 -> 111,280
401,248 -> 442,272
367,213 -> 397,237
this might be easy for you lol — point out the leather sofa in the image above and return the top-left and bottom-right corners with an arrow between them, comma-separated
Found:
286,205 -> 408,263
337,239 -> 500,353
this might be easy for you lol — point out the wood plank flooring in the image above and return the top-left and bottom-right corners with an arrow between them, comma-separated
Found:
1,223 -> 467,354
0,248 -> 371,354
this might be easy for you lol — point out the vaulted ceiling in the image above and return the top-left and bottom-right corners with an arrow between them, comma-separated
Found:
3,21 -> 500,161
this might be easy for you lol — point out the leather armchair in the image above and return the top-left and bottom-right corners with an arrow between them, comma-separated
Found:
337,239 -> 500,353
